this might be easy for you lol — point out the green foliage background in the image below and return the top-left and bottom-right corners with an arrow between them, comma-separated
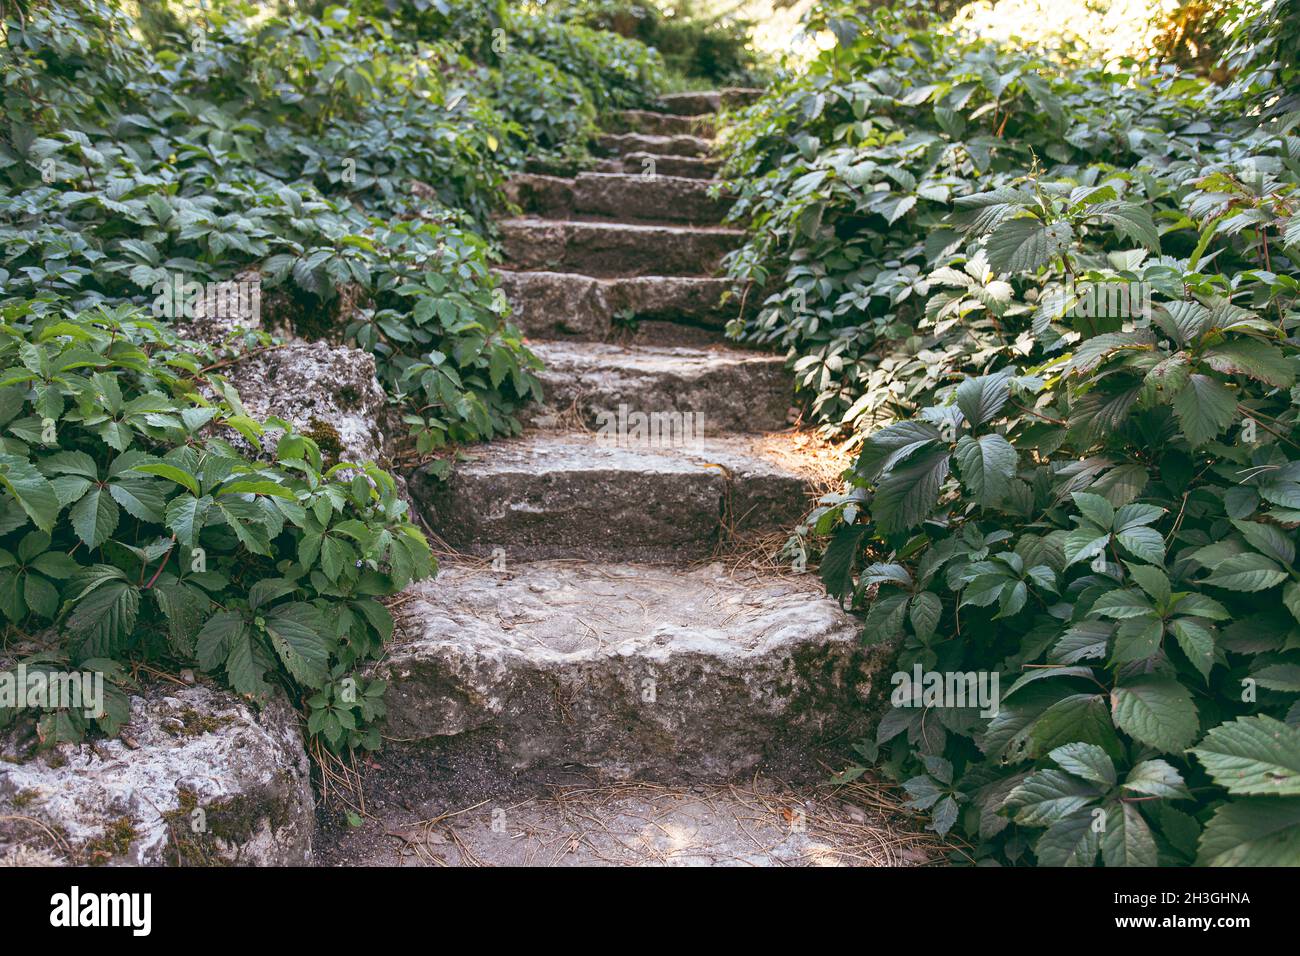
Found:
721,0 -> 1300,865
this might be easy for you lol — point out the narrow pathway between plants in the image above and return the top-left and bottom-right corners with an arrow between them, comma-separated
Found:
319,93 -> 937,867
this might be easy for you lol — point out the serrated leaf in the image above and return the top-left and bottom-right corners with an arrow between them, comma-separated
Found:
1111,677 -> 1199,752
1192,716 -> 1300,796
1197,798 -> 1300,865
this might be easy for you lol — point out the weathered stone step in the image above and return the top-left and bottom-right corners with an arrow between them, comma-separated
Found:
604,110 -> 716,138
656,88 -> 766,115
498,218 -> 744,278
495,270 -> 733,341
506,172 -> 730,225
410,430 -> 815,561
596,152 -> 722,180
322,774 -> 931,866
0,682 -> 313,866
596,132 -> 713,159
375,561 -> 891,781
528,341 -> 789,433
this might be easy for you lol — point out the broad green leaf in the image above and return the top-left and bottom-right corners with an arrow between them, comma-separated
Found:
1100,801 -> 1158,867
1111,677 -> 1199,753
953,434 -> 1016,505
1197,798 -> 1300,866
1191,716 -> 1300,796
1172,374 -> 1237,446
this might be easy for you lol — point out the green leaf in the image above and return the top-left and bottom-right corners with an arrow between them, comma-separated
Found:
909,591 -> 943,642
65,579 -> 139,658
1172,374 -> 1237,446
1100,801 -> 1158,867
821,524 -> 866,599
1090,588 -> 1154,619
165,495 -> 212,548
1126,563 -> 1170,606
1231,518 -> 1295,566
1111,677 -> 1199,753
1171,617 -> 1215,680
872,446 -> 951,533
225,629 -> 271,698
1049,741 -> 1116,786
1034,812 -> 1100,866
1005,769 -> 1102,826
133,461 -> 200,496
1123,759 -> 1192,800
953,434 -> 1016,505
1192,716 -> 1300,796
955,372 -> 1011,428
985,216 -> 1074,273
69,487 -> 120,549
0,452 -> 60,533
264,602 -> 331,688
196,610 -> 246,671
1203,339 -> 1294,389
1197,798 -> 1300,865
1202,552 -> 1287,591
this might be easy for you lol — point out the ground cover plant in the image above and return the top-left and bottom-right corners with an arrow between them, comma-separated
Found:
0,0 -> 666,752
721,0 -> 1300,865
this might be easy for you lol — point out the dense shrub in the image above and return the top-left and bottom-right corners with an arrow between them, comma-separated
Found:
0,301 -> 433,752
723,0 -> 1300,865
556,0 -> 766,87
0,0 -> 665,750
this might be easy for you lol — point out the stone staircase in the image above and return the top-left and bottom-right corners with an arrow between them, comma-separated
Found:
326,93 -> 913,866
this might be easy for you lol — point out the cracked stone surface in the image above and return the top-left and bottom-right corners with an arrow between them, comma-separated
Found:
217,342 -> 389,466
655,88 -> 765,115
528,341 -> 790,432
496,270 -> 733,340
596,152 -> 721,180
0,683 -> 313,866
500,218 -> 744,277
507,172 -> 731,224
606,109 -> 717,138
374,561 -> 891,780
596,132 -> 714,158
410,430 -> 814,560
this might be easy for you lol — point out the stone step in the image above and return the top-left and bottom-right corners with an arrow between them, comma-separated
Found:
0,682 -> 313,866
527,341 -> 789,433
321,774 -> 932,866
374,561 -> 892,781
495,270 -> 734,341
410,430 -> 816,561
498,218 -> 744,278
596,132 -> 713,159
506,172 -> 731,225
596,152 -> 722,180
656,87 -> 766,115
605,109 -> 716,138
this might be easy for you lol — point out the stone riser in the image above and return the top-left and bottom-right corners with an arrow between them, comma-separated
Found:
410,433 -> 812,562
596,152 -> 722,180
528,341 -> 790,433
656,88 -> 764,115
606,109 -> 716,138
376,562 -> 892,781
495,270 -> 735,341
596,132 -> 713,159
507,172 -> 731,225
499,218 -> 743,278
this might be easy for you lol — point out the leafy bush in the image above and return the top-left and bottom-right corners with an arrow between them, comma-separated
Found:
0,301 -> 433,752
556,0 -> 766,87
724,1 -> 1300,865
0,0 -> 664,750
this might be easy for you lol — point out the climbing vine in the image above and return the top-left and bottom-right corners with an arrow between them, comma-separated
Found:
725,0 -> 1300,865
